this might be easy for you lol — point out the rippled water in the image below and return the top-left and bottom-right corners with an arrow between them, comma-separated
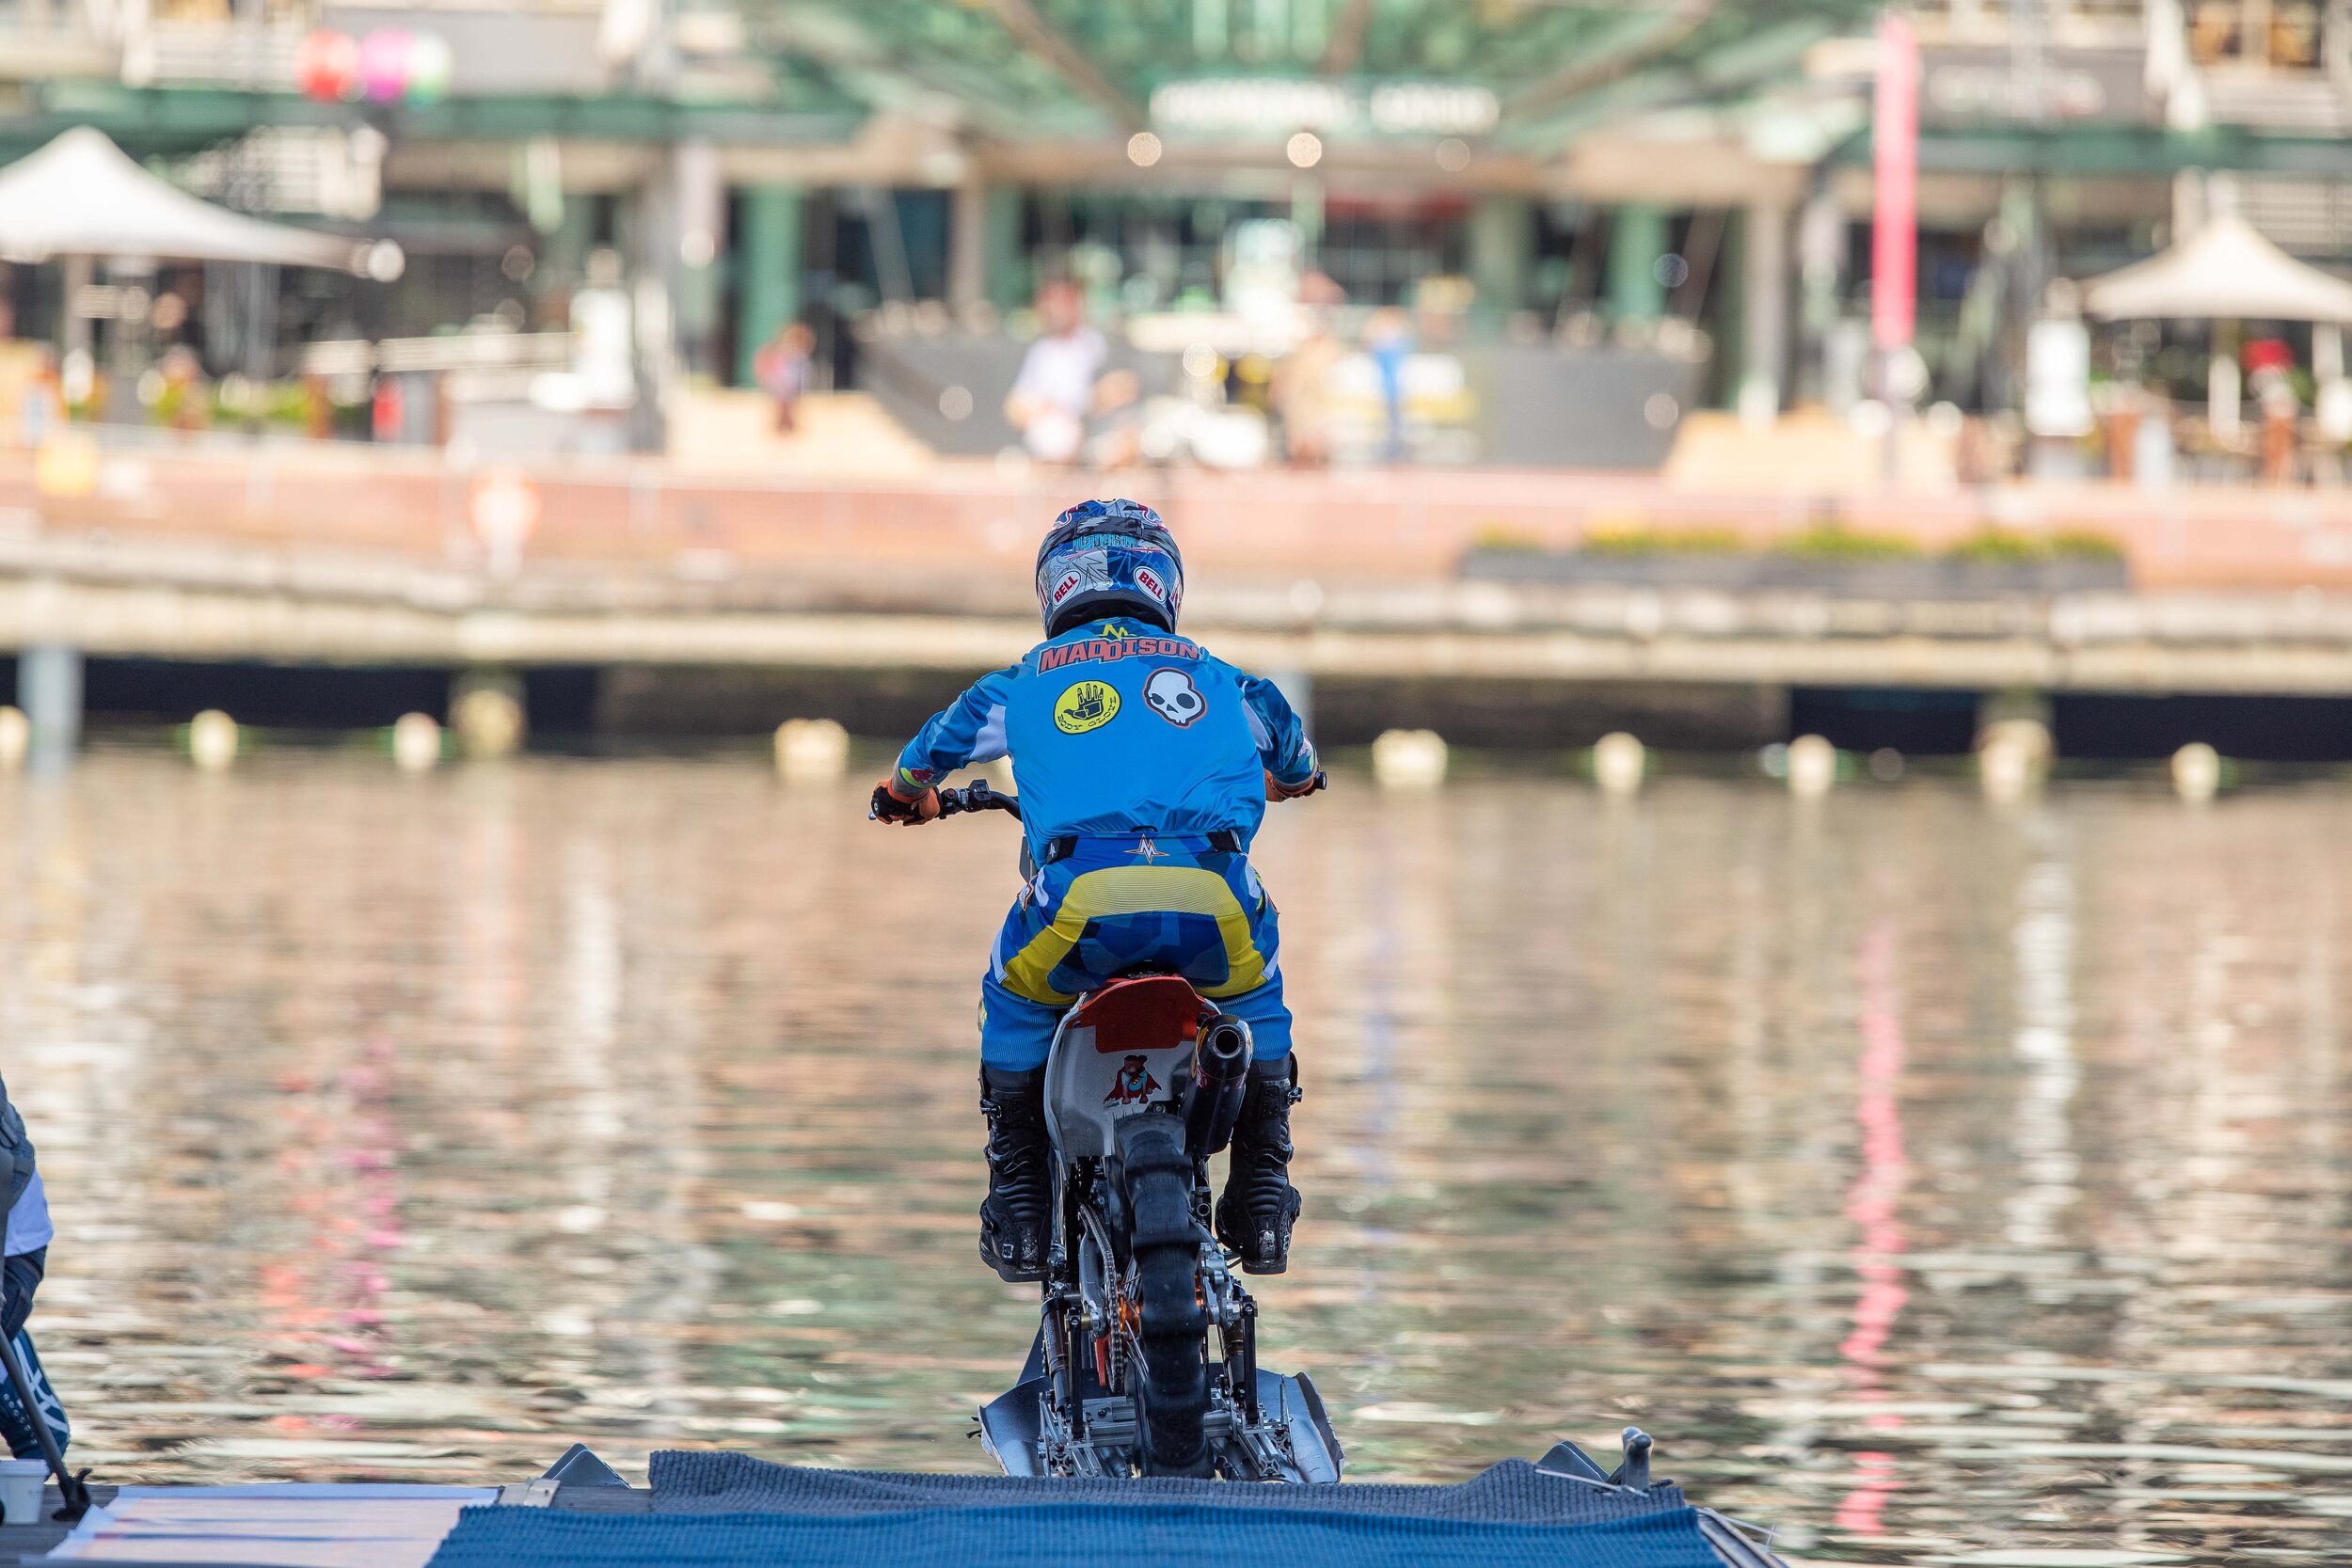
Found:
4,751 -> 2351,1563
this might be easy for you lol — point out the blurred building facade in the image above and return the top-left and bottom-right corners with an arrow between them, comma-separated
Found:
2,0 -> 2350,463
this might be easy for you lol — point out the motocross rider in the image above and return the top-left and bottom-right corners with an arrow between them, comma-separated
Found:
872,499 -> 1321,1283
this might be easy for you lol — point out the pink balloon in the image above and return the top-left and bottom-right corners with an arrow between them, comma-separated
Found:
359,29 -> 411,103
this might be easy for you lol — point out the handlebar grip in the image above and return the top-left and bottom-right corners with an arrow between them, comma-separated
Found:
936,782 -> 1022,821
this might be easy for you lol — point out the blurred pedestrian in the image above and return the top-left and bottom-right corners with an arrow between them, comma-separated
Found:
754,322 -> 815,435
302,373 -> 335,440
0,1075 -> 71,1463
18,350 -> 61,450
1007,279 -> 1110,466
1274,318 -> 1343,468
2134,383 -> 2179,489
2247,338 -> 2299,484
1364,307 -> 1413,464
371,374 -> 405,444
157,345 -> 210,436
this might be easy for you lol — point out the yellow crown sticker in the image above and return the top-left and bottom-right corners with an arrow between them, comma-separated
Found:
1055,679 -> 1120,735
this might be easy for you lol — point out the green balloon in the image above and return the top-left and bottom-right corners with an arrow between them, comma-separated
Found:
405,33 -> 452,104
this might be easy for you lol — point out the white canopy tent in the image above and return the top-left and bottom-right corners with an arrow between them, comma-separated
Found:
0,126 -> 367,272
0,128 -> 393,416
2081,214 -> 2352,325
2077,213 -> 2352,443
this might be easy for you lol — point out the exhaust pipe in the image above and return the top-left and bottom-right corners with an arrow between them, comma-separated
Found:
1184,1014 -> 1253,1163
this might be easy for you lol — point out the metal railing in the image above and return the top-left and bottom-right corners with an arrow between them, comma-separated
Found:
135,18 -> 302,88
297,333 -> 577,376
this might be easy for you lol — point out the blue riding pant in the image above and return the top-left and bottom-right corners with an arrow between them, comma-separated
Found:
978,834 -> 1292,1070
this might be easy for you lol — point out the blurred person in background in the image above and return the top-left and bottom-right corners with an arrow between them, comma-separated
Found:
571,249 -> 636,410
2137,382 -> 2180,488
302,373 -> 335,441
1007,279 -> 1137,467
60,355 -> 100,423
755,321 -> 816,435
2247,338 -> 2300,484
18,349 -> 62,450
871,499 -> 1323,1282
1364,306 -> 1414,463
0,1076 -> 71,1463
372,373 -> 405,444
1275,272 -> 1346,467
1275,343 -> 1342,468
156,345 -> 210,436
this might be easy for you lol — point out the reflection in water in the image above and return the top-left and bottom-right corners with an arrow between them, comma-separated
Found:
2,755 -> 2350,1564
1834,923 -> 1907,1538
2005,845 -> 2078,1253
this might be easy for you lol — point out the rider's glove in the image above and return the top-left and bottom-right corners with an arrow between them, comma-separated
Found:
1264,769 -> 1326,801
870,778 -> 941,825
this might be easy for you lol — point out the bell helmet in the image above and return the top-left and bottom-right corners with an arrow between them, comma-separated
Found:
1034,499 -> 1184,638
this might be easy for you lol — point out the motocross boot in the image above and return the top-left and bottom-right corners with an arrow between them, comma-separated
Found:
977,1066 -> 1054,1283
1215,1056 -> 1303,1275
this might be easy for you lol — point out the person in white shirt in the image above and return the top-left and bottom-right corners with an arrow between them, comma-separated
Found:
1,1077 -> 69,1462
1006,280 -> 1136,467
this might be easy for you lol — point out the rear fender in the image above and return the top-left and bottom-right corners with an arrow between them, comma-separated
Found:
1043,975 -> 1212,1160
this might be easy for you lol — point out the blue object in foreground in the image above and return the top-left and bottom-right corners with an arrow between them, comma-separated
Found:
0,1329 -> 70,1461
426,1499 -> 1725,1568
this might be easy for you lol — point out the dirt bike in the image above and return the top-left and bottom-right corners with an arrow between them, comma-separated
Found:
933,782 -> 1343,1481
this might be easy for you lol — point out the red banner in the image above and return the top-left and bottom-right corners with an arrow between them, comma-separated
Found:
1871,11 -> 1918,352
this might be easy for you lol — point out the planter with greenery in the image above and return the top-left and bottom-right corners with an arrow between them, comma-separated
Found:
1460,524 -> 2129,596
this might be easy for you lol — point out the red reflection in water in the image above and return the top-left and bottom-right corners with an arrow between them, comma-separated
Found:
262,1032 -> 405,1387
1835,923 -> 1909,1536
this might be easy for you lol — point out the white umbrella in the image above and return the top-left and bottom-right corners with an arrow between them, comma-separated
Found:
2082,213 -> 2352,324
0,126 -> 368,272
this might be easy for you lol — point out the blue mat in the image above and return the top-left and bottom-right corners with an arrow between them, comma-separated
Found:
428,1499 -> 1724,1568
647,1451 -> 1688,1522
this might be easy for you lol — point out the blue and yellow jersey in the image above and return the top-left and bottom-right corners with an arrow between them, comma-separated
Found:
894,617 -> 1317,856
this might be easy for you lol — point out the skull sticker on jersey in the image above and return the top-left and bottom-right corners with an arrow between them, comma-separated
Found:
1143,667 -> 1206,728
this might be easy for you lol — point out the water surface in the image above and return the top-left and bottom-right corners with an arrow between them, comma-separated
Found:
5,752 -> 2350,1564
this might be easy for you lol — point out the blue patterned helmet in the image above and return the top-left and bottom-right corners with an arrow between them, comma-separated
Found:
1034,499 -> 1184,638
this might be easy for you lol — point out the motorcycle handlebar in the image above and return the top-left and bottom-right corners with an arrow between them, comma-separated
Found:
898,771 -> 1328,827
936,781 -> 1023,821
